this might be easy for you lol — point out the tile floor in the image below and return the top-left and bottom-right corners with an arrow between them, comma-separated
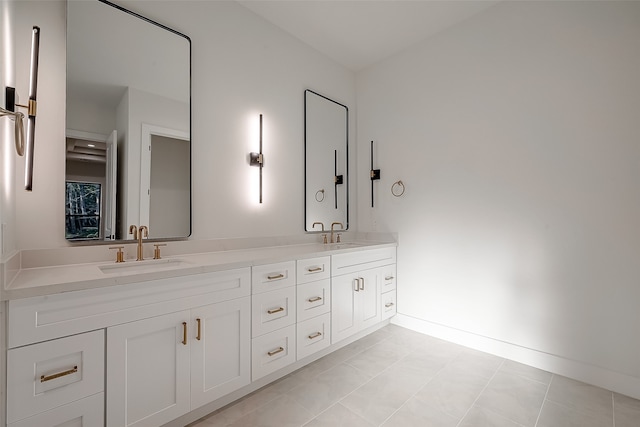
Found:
189,324 -> 640,427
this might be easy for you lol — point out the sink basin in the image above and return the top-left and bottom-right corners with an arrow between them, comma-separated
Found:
99,258 -> 191,275
324,242 -> 366,250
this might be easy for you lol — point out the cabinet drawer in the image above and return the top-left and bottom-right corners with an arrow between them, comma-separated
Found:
251,324 -> 296,381
380,264 -> 397,293
7,330 -> 105,424
332,247 -> 396,276
8,392 -> 104,427
381,291 -> 397,321
296,313 -> 331,360
296,256 -> 330,284
296,279 -> 330,322
252,287 -> 296,337
252,261 -> 296,294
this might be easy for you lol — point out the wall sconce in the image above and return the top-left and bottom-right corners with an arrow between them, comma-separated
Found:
0,26 -> 41,191
370,140 -> 381,207
334,149 -> 343,209
249,114 -> 264,203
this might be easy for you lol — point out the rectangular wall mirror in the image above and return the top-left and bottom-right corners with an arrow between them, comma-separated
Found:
65,0 -> 191,241
304,89 -> 349,232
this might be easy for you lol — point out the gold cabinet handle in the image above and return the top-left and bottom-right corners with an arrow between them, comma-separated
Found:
40,365 -> 78,383
308,296 -> 322,303
267,273 -> 284,280
182,322 -> 187,345
385,302 -> 395,308
385,276 -> 394,281
308,332 -> 322,340
267,307 -> 285,315
267,347 -> 284,356
196,318 -> 202,341
307,267 -> 322,272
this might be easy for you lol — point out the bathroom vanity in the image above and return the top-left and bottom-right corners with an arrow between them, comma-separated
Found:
0,240 -> 396,427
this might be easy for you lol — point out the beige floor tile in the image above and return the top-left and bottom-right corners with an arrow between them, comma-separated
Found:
286,362 -> 372,415
228,395 -> 313,427
447,348 -> 504,379
413,365 -> 489,419
614,393 -> 640,427
499,360 -> 552,385
458,405 -> 526,427
546,375 -> 613,424
303,403 -> 374,427
199,385 -> 282,426
537,400 -> 613,427
475,371 -> 547,426
344,340 -> 411,377
381,395 -> 459,427
340,363 -> 435,425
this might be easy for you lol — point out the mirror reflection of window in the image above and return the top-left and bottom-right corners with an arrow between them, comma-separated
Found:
65,182 -> 102,240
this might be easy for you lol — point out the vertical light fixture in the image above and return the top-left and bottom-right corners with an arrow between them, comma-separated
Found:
370,140 -> 381,207
23,26 -> 40,191
249,114 -> 264,203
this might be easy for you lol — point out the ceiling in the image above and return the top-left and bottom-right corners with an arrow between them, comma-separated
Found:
237,0 -> 499,71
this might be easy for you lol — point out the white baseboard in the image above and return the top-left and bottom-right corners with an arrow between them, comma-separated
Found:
392,313 -> 640,400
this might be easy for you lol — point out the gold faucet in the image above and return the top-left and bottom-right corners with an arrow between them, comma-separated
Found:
129,225 -> 149,261
312,222 -> 328,244
330,222 -> 344,244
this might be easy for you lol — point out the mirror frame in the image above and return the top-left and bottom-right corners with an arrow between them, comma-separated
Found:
304,89 -> 349,232
65,0 -> 192,243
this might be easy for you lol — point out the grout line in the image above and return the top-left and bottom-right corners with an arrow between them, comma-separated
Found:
454,359 -> 505,427
534,374 -> 553,427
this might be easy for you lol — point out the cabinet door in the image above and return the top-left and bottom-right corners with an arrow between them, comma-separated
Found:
358,269 -> 381,330
8,392 -> 104,427
190,297 -> 251,409
107,311 -> 190,427
331,274 -> 358,344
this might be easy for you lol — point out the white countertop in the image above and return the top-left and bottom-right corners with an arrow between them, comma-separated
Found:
3,241 -> 396,301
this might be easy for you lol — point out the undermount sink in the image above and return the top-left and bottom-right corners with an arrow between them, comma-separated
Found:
324,242 -> 366,250
99,258 -> 191,275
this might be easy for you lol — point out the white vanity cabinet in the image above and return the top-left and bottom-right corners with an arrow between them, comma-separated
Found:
251,261 -> 297,381
331,247 -> 397,344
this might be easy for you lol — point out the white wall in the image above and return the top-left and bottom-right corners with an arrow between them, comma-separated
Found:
12,0 -> 356,249
357,0 -> 640,395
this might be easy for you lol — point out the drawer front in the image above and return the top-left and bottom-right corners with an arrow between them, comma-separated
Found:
8,267 -> 251,348
381,291 -> 397,321
7,330 -> 105,424
296,313 -> 331,360
296,256 -> 330,284
252,261 -> 296,294
252,287 -> 296,337
251,324 -> 296,381
380,264 -> 397,293
332,247 -> 396,276
8,392 -> 104,427
296,279 -> 330,322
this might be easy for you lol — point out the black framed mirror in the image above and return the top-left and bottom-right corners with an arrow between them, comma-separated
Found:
304,89 -> 349,232
65,0 -> 191,241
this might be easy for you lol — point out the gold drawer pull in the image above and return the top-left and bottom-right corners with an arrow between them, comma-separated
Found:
307,267 -> 322,272
385,302 -> 395,308
196,318 -> 202,341
385,276 -> 394,281
182,322 -> 188,345
41,366 -> 78,383
267,347 -> 284,356
267,307 -> 285,314
308,332 -> 322,340
267,273 -> 284,280
308,296 -> 322,303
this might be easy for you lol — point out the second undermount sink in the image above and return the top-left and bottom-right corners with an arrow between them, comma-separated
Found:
99,258 -> 191,275
324,242 -> 367,250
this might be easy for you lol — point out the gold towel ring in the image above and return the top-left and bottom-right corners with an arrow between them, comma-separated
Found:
391,180 -> 405,197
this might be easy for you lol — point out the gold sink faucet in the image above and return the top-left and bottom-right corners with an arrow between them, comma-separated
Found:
330,222 -> 344,244
312,222 -> 328,244
129,225 -> 149,261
